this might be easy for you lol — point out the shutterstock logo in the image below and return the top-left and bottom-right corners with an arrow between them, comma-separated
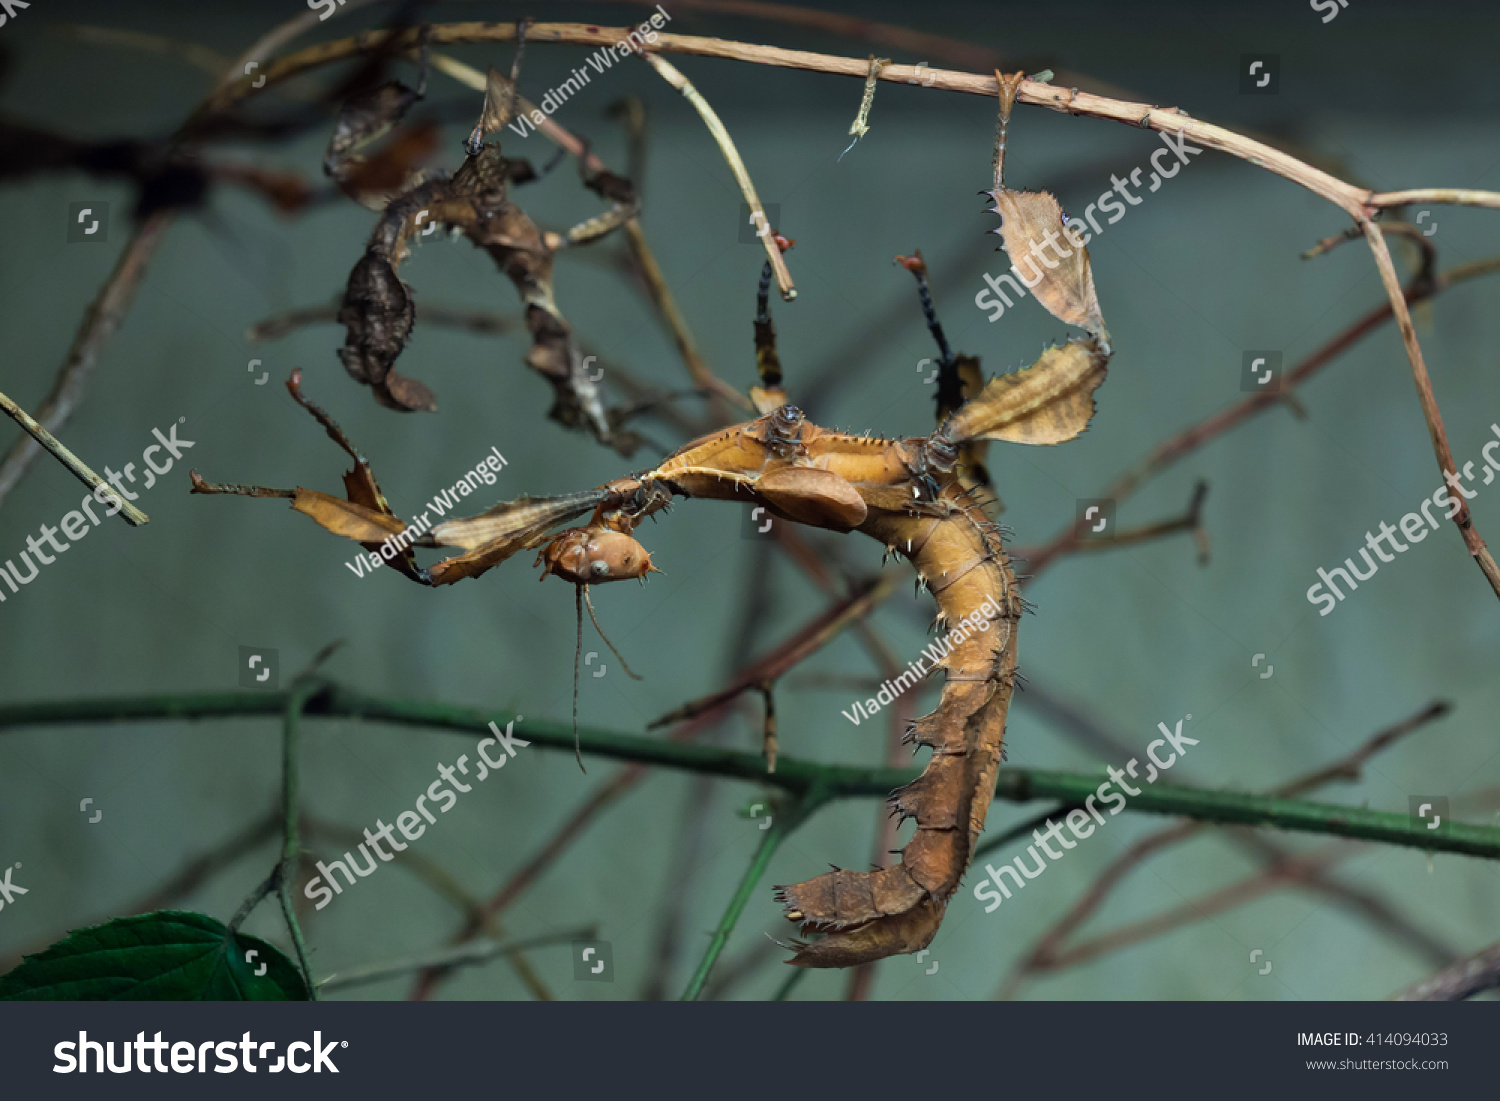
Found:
0,862 -> 27,911
0,1 -> 31,30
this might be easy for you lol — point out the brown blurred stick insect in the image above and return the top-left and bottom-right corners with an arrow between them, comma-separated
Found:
192,70 -> 1114,968
320,25 -> 643,453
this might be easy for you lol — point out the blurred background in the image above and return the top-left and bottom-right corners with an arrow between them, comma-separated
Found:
1,0 -> 1498,1000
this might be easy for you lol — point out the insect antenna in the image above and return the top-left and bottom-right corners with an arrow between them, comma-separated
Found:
571,583 -> 587,773
583,585 -> 643,680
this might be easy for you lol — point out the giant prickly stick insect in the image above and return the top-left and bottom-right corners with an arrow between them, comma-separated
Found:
192,68 -> 1112,967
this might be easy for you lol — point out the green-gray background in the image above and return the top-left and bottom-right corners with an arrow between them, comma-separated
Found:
1,0 -> 1497,1000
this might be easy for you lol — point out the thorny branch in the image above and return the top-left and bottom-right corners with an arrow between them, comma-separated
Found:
1392,940 -> 1500,1002
3,682 -> 1497,860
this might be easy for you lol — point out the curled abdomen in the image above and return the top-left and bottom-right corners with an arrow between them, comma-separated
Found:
775,492 -> 1019,967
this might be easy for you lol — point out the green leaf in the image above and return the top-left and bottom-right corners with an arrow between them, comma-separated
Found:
0,910 -> 310,1000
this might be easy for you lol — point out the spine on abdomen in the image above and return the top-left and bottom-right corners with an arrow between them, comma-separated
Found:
775,492 -> 1020,966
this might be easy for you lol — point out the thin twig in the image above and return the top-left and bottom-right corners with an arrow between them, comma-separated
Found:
1302,220 -> 1437,284
227,873 -> 278,936
216,24 -> 1498,218
304,816 -> 554,1000
1046,844 -> 1350,970
211,0 -> 389,95
320,928 -> 595,993
0,212 -> 173,515
1393,940 -> 1500,1001
0,2 -> 370,515
681,793 -> 820,999
640,52 -> 795,301
1359,221 -> 1500,601
0,388 -> 149,526
624,221 -> 751,412
648,576 -> 896,727
59,24 -> 227,76
421,50 -> 750,415
1054,481 -> 1209,563
993,699 -> 1453,997
409,765 -> 643,1000
1041,831 -> 1457,973
1020,256 -> 1500,577
278,678 -> 322,999
1370,188 -> 1500,211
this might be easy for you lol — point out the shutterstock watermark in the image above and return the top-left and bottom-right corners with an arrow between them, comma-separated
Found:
975,129 -> 1203,323
307,0 -> 352,20
0,862 -> 27,913
1307,424 -> 1500,616
303,720 -> 529,909
0,1 -> 31,30
0,421 -> 194,605
973,715 -> 1196,913
55,1031 -> 343,1074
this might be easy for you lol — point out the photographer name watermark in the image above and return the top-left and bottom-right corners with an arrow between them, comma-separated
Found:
842,595 -> 1002,725
346,446 -> 507,578
506,7 -> 672,138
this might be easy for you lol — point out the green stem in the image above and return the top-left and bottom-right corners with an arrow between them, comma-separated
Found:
279,679 -> 320,1000
772,966 -> 809,1001
972,802 -> 1080,863
3,683 -> 1499,860
680,793 -> 821,1001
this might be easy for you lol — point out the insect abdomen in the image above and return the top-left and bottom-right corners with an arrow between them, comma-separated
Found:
775,493 -> 1019,966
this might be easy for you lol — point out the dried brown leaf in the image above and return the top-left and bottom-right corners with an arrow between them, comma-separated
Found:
324,81 -> 423,179
988,188 -> 1106,336
477,67 -> 519,139
291,488 -> 407,542
942,339 -> 1109,446
336,250 -> 436,412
